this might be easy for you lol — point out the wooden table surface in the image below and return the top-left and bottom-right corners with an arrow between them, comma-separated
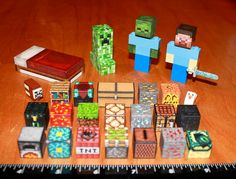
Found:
0,0 -> 236,166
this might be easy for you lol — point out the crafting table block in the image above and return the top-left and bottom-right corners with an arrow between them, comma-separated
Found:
139,83 -> 158,105
47,127 -> 72,158
24,78 -> 43,100
74,82 -> 94,106
160,128 -> 186,158
18,127 -> 46,158
131,104 -> 153,131
105,103 -> 125,129
154,104 -> 176,131
50,102 -> 73,128
50,81 -> 70,103
76,127 -> 100,158
186,130 -> 212,158
160,83 -> 181,108
98,82 -> 134,107
105,127 -> 128,158
176,105 -> 200,131
133,128 -> 157,158
24,102 -> 49,128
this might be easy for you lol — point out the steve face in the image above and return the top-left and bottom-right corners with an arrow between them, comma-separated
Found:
174,33 -> 192,49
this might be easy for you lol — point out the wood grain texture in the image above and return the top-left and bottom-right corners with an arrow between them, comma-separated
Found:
0,0 -> 236,165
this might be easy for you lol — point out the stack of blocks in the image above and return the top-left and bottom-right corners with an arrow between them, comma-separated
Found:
160,128 -> 186,158
73,82 -> 94,106
90,24 -> 115,75
105,127 -> 128,158
47,127 -> 72,158
139,83 -> 158,105
50,81 -> 70,103
76,127 -> 100,158
131,104 -> 153,131
133,128 -> 157,158
176,105 -> 200,131
160,83 -> 181,108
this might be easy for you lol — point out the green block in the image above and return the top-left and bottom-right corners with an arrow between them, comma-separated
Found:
135,16 -> 156,39
77,103 -> 99,120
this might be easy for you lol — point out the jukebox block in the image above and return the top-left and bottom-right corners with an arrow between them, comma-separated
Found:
105,103 -> 125,129
160,128 -> 186,158
186,130 -> 212,158
24,102 -> 49,128
139,83 -> 158,105
133,128 -> 157,159
154,104 -> 176,132
74,82 -> 94,106
160,83 -> 181,108
47,127 -> 72,158
76,126 -> 100,158
105,127 -> 128,158
176,105 -> 200,131
50,81 -> 70,103
50,102 -> 73,128
131,104 -> 153,131
18,127 -> 46,158
24,78 -> 43,100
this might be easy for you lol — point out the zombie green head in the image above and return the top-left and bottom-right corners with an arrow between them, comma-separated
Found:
135,16 -> 156,39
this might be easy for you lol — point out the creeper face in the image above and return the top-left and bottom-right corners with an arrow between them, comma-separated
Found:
135,16 -> 156,39
175,33 -> 192,49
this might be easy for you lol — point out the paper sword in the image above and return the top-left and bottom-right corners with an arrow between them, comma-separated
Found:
187,67 -> 219,80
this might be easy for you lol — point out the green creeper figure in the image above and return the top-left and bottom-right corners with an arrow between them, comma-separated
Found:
90,24 -> 115,75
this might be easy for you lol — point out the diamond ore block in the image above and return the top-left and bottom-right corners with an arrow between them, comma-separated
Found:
139,83 -> 158,105
176,105 -> 200,131
186,130 -> 212,158
76,127 -> 100,158
47,127 -> 72,158
134,128 -> 157,159
50,102 -> 72,128
105,103 -> 125,129
74,82 -> 94,106
154,104 -> 176,132
131,104 -> 153,131
160,128 -> 186,158
24,102 -> 49,128
18,127 -> 46,158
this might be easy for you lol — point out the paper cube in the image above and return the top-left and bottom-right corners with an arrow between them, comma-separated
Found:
50,81 -> 70,103
139,83 -> 158,105
24,78 -> 43,100
74,82 -> 94,106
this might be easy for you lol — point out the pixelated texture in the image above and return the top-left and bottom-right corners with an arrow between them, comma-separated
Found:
176,105 -> 200,131
139,83 -> 158,105
18,127 -> 45,158
186,130 -> 212,158
76,127 -> 100,158
77,103 -> 99,120
131,104 -> 153,130
134,128 -> 157,159
50,81 -> 70,103
78,120 -> 99,127
90,24 -> 115,75
105,103 -> 125,129
74,82 -> 94,106
154,104 -> 176,131
47,127 -> 72,158
160,128 -> 186,158
106,147 -> 128,158
24,102 -> 49,128
160,83 -> 181,108
135,16 -> 156,39
24,78 -> 43,100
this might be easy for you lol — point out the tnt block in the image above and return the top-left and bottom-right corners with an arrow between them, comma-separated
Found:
18,127 -> 46,158
131,104 -> 153,131
133,128 -> 157,158
160,83 -> 181,108
24,78 -> 43,100
74,82 -> 94,106
176,105 -> 200,131
186,130 -> 212,158
105,103 -> 125,129
47,127 -> 72,158
160,128 -> 186,158
139,83 -> 158,105
105,127 -> 128,158
24,102 -> 49,128
76,127 -> 100,158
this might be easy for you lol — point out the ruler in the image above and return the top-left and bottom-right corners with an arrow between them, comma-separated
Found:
0,163 -> 235,177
